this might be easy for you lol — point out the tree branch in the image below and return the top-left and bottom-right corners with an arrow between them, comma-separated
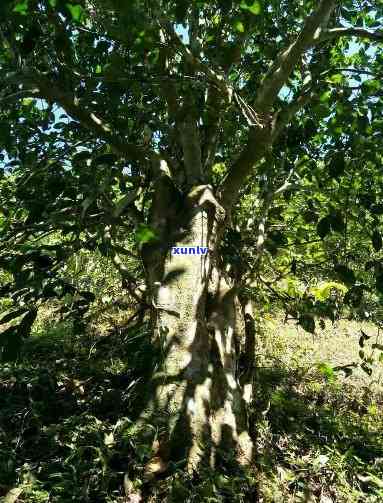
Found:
159,19 -> 233,101
255,0 -> 336,112
220,125 -> 270,209
271,82 -> 315,140
320,26 -> 383,43
30,73 -> 157,164
0,88 -> 41,104
325,67 -> 381,77
220,0 -> 337,209
157,26 -> 205,185
179,109 -> 203,186
101,225 -> 145,305
255,193 -> 272,257
203,85 -> 223,171
254,165 -> 296,258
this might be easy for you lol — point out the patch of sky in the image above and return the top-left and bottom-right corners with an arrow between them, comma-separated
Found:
176,24 -> 189,43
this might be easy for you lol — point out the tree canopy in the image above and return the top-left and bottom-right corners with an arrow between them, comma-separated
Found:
1,0 -> 383,357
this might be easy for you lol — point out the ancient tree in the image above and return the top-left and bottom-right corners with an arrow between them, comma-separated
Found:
1,0 -> 383,476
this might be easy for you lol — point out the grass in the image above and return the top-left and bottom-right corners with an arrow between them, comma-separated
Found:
0,312 -> 154,503
259,316 -> 383,389
0,310 -> 382,502
254,316 -> 383,502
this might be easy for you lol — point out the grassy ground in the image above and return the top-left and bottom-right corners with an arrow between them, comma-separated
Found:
260,316 -> 383,389
0,310 -> 382,502
254,316 -> 383,502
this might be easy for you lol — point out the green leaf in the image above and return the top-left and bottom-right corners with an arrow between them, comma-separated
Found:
372,230 -> 382,252
317,216 -> 331,239
240,1 -> 261,15
328,153 -> 345,178
233,19 -> 245,33
334,264 -> 356,286
22,98 -> 33,106
13,0 -> 28,14
49,0 -> 57,6
317,362 -> 335,380
359,330 -> 371,348
299,314 -> 315,334
362,79 -> 381,93
370,204 -> 383,215
328,73 -> 344,85
320,90 -> 331,103
66,3 -> 84,22
135,225 -> 158,245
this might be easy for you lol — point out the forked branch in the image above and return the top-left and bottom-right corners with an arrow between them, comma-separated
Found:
221,0 -> 337,209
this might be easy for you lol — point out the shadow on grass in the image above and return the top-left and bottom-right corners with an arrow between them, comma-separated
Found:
1,321 -> 383,502
0,319 -> 158,501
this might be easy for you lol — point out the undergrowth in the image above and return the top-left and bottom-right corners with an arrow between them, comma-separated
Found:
0,313 -> 382,502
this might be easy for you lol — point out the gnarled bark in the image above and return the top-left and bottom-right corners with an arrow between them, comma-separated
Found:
139,183 -> 255,475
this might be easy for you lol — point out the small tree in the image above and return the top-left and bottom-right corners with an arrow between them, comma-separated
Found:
1,0 -> 383,474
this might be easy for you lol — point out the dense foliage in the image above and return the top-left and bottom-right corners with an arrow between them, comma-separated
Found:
1,0 -> 383,361
1,0 -> 383,500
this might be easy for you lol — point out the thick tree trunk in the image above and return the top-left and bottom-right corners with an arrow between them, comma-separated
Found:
139,181 -> 255,475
